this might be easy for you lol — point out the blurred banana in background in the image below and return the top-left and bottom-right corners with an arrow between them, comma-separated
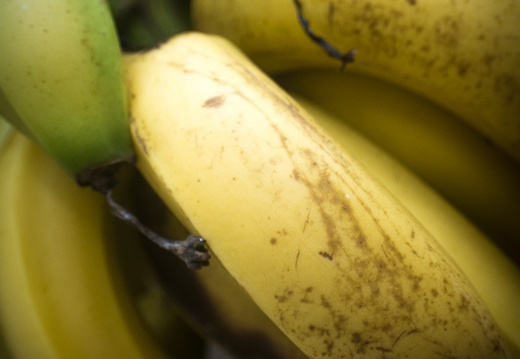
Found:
193,0 -> 520,164
0,129 -> 203,358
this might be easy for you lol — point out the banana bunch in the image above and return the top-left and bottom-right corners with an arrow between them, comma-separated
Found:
124,31 -> 515,358
2,0 -> 520,358
192,0 -> 520,164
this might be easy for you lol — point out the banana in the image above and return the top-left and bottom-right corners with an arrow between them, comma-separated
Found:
293,93 -> 520,357
0,131 -> 186,358
125,32 -> 509,358
0,0 -> 133,180
277,70 -> 520,264
136,186 -> 308,359
192,0 -> 520,163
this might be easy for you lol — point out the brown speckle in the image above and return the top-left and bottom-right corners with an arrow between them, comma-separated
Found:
319,251 -> 334,260
301,287 -> 314,303
275,288 -> 294,303
270,237 -> 278,245
202,94 -> 226,108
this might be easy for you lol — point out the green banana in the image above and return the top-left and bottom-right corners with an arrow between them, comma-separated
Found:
125,31 -> 508,358
277,70 -> 520,263
0,0 -> 133,179
193,0 -> 520,164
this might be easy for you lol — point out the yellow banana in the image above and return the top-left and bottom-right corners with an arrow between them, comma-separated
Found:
139,193 -> 308,359
125,32 -> 508,358
0,131 -> 187,359
293,94 -> 520,357
192,0 -> 520,163
277,70 -> 520,263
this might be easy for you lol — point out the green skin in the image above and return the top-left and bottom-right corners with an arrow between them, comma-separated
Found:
0,0 -> 133,176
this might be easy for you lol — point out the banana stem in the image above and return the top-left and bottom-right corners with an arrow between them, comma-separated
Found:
293,0 -> 356,70
106,189 -> 210,270
76,159 -> 210,270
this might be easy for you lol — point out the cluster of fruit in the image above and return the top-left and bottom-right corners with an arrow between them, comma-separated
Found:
1,0 -> 519,358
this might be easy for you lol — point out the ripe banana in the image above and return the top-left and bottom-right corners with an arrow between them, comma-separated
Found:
192,0 -> 520,164
125,32 -> 509,358
277,70 -> 520,263
293,94 -> 520,357
138,192 -> 308,359
0,0 -> 133,179
0,131 -> 184,358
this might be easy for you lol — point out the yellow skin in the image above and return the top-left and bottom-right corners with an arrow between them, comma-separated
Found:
125,32 -> 508,359
277,70 -> 520,263
0,132 -> 170,359
192,0 -> 520,164
295,94 -> 520,357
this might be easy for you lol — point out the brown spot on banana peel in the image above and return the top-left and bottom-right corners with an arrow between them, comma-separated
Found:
203,94 -> 226,108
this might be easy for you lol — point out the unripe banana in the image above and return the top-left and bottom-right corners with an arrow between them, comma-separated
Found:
277,70 -> 520,263
0,0 -> 133,177
0,131 -> 182,358
193,0 -> 520,163
293,94 -> 520,357
125,32 -> 509,358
